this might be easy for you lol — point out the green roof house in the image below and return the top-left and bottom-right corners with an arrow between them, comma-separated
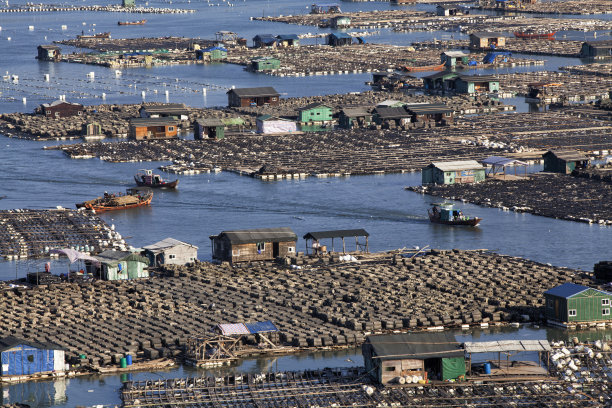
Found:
544,283 -> 612,327
297,103 -> 333,123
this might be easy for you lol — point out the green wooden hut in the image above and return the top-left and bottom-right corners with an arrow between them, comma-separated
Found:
363,332 -> 465,384
543,150 -> 589,174
122,0 -> 135,7
454,75 -> 500,94
297,103 -> 333,123
195,118 -> 225,140
544,283 -> 612,326
422,160 -> 486,185
90,250 -> 149,281
251,57 -> 281,72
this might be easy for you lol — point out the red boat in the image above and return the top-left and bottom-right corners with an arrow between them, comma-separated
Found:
77,189 -> 153,213
428,204 -> 482,226
134,169 -> 179,189
118,19 -> 147,26
402,62 -> 445,72
514,31 -> 556,40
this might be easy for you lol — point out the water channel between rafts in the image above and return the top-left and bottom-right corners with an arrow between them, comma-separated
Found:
2,326 -> 611,407
1,0 -> 612,406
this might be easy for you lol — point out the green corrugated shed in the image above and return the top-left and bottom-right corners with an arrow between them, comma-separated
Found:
544,283 -> 612,325
94,250 -> 149,281
298,103 -> 333,123
251,57 -> 281,71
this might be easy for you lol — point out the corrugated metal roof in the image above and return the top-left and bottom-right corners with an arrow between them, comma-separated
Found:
212,227 -> 297,245
298,102 -> 332,111
424,71 -> 459,80
277,34 -> 299,40
405,103 -> 453,115
543,282 -> 606,298
142,237 -> 198,253
227,87 -> 280,98
442,50 -> 470,57
457,75 -> 500,83
471,32 -> 507,39
482,156 -> 527,167
374,106 -> 410,119
544,150 -> 589,162
129,117 -> 179,126
141,103 -> 189,114
341,107 -> 371,117
584,40 -> 612,48
0,336 -> 66,352
366,332 -> 463,360
464,340 -> 551,354
217,323 -> 250,336
254,34 -> 276,41
329,32 -> 352,39
430,160 -> 485,172
95,250 -> 149,265
303,229 -> 369,240
41,100 -> 82,108
244,320 -> 279,333
196,118 -> 225,127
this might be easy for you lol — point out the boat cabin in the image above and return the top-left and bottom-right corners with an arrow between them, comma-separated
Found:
431,204 -> 464,222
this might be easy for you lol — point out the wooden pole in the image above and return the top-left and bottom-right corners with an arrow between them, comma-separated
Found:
342,237 -> 345,254
366,236 -> 369,253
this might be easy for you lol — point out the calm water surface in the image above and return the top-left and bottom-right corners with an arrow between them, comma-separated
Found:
1,1 -> 611,406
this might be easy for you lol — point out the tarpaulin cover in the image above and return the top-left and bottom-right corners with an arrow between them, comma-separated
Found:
441,357 -> 466,380
245,320 -> 279,334
217,323 -> 250,336
50,248 -> 100,266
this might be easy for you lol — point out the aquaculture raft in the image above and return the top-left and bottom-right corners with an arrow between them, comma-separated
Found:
120,368 -> 601,407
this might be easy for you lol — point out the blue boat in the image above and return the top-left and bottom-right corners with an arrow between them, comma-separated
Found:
428,203 -> 481,226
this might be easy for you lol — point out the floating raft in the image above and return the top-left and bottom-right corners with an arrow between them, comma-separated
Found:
120,368 -> 600,407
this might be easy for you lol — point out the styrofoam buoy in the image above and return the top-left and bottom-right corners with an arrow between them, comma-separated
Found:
141,91 -> 146,99
202,88 -> 206,95
61,25 -> 67,30
102,93 -> 106,100
29,26 -> 34,31
22,97 -> 26,104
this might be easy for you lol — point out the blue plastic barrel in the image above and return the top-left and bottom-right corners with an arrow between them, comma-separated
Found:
126,354 -> 133,366
484,362 -> 491,375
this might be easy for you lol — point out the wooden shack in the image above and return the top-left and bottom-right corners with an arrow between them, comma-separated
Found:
88,250 -> 149,280
469,32 -> 506,49
327,33 -> 353,47
303,229 -> 369,255
423,71 -> 460,91
39,100 -> 84,118
580,40 -> 612,58
405,103 -> 454,125
37,45 -> 61,61
142,237 -> 198,267
436,5 -> 462,16
256,115 -> 297,134
440,51 -> 470,68
453,75 -> 500,94
227,87 -> 280,107
544,283 -> 612,326
330,15 -> 351,29
250,57 -> 281,72
339,107 -> 372,129
373,106 -> 411,126
422,160 -> 486,185
543,150 -> 589,174
128,118 -> 178,140
363,332 -> 465,384
276,34 -> 299,47
253,34 -> 277,48
139,103 -> 189,120
297,103 -> 333,123
209,227 -> 297,263
196,46 -> 227,61
0,337 -> 66,377
194,118 -> 225,140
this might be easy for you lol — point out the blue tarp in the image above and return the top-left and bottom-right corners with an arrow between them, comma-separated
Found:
203,46 -> 227,52
245,320 -> 279,334
483,51 -> 511,64
1,346 -> 54,376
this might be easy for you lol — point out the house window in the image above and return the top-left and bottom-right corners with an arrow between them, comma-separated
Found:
168,254 -> 176,260
232,249 -> 240,256
603,309 -> 610,316
168,126 -> 175,132
385,366 -> 396,371
603,299 -> 610,306
55,112 -> 60,117
77,111 -> 82,116
257,242 -> 265,252
568,309 -> 577,317
288,247 -> 295,253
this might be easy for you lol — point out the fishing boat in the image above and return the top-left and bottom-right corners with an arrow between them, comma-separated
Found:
134,169 -> 179,189
513,31 -> 556,40
76,188 -> 153,213
401,62 -> 445,73
76,32 -> 111,40
118,19 -> 147,26
428,203 -> 481,226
